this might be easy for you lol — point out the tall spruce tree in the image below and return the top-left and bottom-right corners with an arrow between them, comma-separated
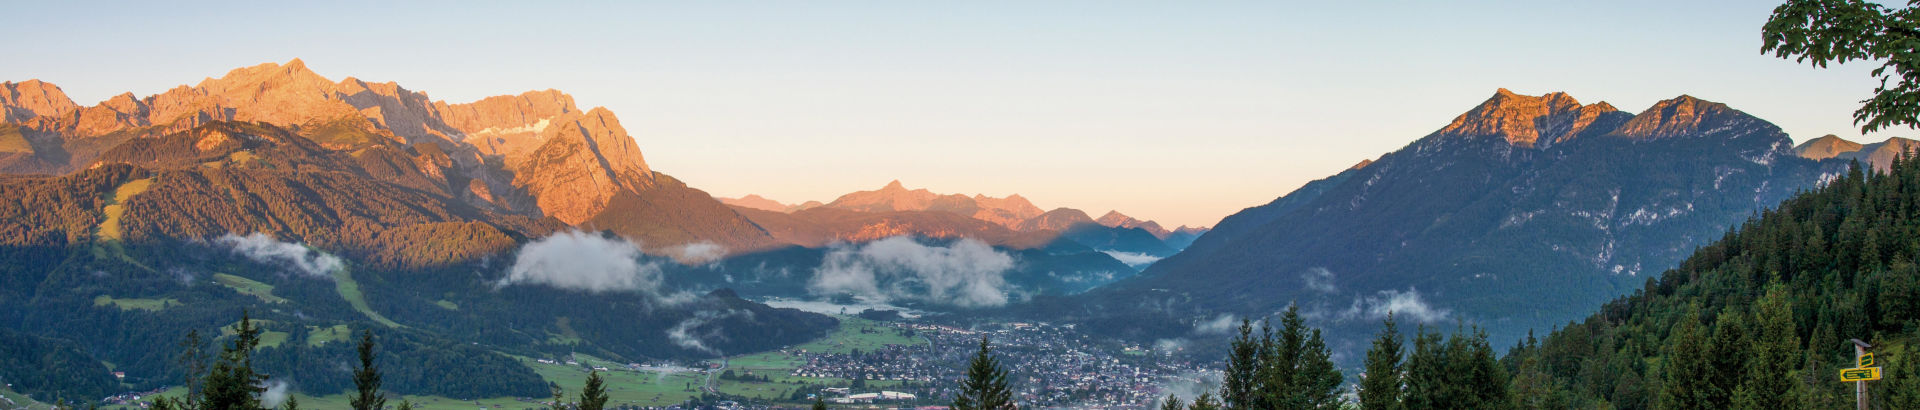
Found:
1160,394 -> 1185,410
1448,327 -> 1508,409
1264,307 -> 1309,409
176,329 -> 208,408
199,311 -> 267,410
1659,307 -> 1721,409
952,336 -> 1015,410
1732,284 -> 1798,408
1401,327 -> 1447,409
349,330 -> 385,410
1220,319 -> 1261,408
1707,308 -> 1751,401
580,371 -> 610,410
1296,328 -> 1345,409
1359,314 -> 1404,410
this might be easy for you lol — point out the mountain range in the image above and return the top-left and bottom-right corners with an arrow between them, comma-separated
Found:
1793,134 -> 1918,171
718,181 -> 1208,254
0,60 -> 774,256
7,59 -> 1890,401
0,60 -> 1198,399
0,61 -> 848,399
1051,89 -> 1851,355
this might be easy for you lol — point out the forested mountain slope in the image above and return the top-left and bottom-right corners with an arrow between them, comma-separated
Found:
1505,158 -> 1920,409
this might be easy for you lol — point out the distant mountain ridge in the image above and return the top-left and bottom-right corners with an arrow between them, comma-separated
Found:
1793,134 -> 1919,171
1062,89 -> 1840,351
722,180 -> 1210,252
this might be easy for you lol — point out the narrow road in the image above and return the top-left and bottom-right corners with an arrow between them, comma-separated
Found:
703,356 -> 729,394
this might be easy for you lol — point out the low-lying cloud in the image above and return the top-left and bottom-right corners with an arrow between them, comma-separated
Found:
1193,313 -> 1241,335
216,233 -> 342,277
1341,287 -> 1450,323
809,237 -> 1016,308
498,230 -> 664,294
671,241 -> 729,266
1302,267 -> 1338,293
1101,250 -> 1164,267
668,309 -> 750,355
259,380 -> 291,408
1153,371 -> 1223,409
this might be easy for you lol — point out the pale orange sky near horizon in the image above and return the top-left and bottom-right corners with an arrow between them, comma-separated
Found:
5,1 -> 1907,228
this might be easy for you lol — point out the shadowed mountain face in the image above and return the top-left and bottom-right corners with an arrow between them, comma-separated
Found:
1062,90 -> 1841,350
0,59 -> 775,252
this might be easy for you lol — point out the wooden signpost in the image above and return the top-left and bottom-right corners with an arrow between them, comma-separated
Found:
1842,339 -> 1879,410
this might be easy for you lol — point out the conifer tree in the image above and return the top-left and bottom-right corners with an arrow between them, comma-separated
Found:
1264,307 -> 1308,408
283,395 -> 299,410
200,311 -> 267,410
1401,327 -> 1446,409
1160,394 -> 1185,410
176,329 -> 208,408
1220,319 -> 1260,408
1507,353 -> 1564,410
1297,328 -> 1345,409
1732,284 -> 1798,408
1659,307 -> 1720,409
1887,329 -> 1920,409
349,330 -> 385,410
1188,392 -> 1222,410
1708,309 -> 1750,399
813,396 -> 828,410
952,336 -> 1014,410
1449,327 -> 1508,409
1359,314 -> 1404,410
580,371 -> 610,410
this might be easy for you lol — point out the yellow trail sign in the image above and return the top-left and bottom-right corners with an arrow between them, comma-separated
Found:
1840,367 -> 1881,382
1859,352 -> 1875,367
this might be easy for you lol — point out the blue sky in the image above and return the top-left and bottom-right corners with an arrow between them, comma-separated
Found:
3,1 -> 1897,227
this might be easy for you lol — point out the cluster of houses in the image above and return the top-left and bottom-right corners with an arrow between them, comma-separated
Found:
789,343 -> 939,382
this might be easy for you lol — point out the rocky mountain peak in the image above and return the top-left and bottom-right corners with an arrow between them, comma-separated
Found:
1351,159 -> 1374,170
1093,210 -> 1171,238
1,79 -> 81,122
195,59 -> 333,97
1608,95 -> 1746,139
1017,207 -> 1096,232
1435,89 -> 1619,148
883,179 -> 907,190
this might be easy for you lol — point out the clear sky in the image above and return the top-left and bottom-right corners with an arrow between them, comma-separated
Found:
3,1 -> 1901,228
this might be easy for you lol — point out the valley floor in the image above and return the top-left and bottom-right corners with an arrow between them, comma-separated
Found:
80,315 -> 1210,409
